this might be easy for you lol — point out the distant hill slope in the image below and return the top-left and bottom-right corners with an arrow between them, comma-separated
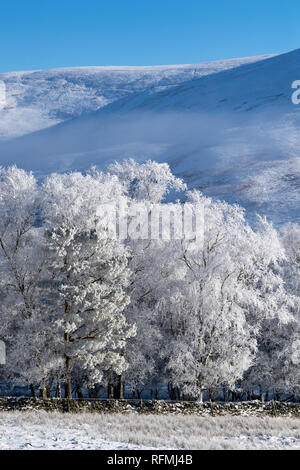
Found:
0,50 -> 299,224
0,55 -> 272,140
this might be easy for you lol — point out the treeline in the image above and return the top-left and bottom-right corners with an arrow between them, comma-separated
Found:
0,160 -> 299,401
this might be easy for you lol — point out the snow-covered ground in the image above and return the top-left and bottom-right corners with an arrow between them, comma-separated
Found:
0,411 -> 299,450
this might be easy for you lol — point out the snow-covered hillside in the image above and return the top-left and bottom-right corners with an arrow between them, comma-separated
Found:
0,50 -> 299,224
0,55 -> 272,140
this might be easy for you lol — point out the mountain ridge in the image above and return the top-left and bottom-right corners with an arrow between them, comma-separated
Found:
0,54 -> 275,140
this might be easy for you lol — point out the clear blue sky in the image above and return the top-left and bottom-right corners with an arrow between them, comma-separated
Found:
0,0 -> 299,72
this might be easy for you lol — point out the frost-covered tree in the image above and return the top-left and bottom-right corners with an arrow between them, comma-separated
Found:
279,224 -> 300,398
41,171 -> 135,398
156,193 -> 291,401
235,219 -> 298,401
109,158 -> 186,204
0,167 -> 55,396
109,160 -> 186,396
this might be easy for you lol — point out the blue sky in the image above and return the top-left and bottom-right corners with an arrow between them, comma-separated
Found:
0,0 -> 299,72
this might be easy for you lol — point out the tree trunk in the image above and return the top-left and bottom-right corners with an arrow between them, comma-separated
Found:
64,332 -> 72,399
113,375 -> 124,399
39,387 -> 48,400
120,379 -> 124,399
30,384 -> 37,400
198,389 -> 204,402
39,379 -> 48,400
57,382 -> 62,399
209,388 -> 216,402
64,356 -> 72,399
168,384 -> 177,401
107,382 -> 114,399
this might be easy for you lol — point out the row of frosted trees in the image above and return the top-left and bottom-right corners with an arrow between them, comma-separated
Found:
0,160 -> 299,401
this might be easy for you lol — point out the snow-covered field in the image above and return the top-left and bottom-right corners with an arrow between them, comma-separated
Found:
0,411 -> 299,450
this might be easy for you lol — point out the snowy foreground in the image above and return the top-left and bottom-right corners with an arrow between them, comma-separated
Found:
0,411 -> 299,450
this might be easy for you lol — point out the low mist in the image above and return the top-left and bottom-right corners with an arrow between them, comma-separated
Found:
0,108 -> 299,178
